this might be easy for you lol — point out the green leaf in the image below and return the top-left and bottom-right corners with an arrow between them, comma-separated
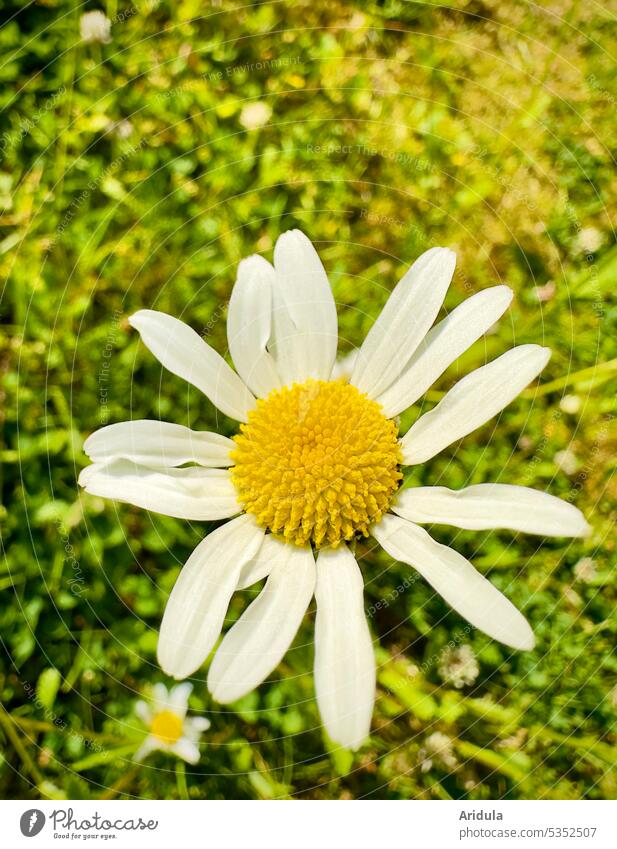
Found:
35,668 -> 61,711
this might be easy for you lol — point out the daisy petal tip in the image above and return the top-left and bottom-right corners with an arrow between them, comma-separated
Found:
578,518 -> 593,538
443,246 -> 457,261
535,345 -> 552,368
273,228 -> 314,264
525,343 -> 552,374
496,284 -> 515,305
331,729 -> 369,752
127,309 -> 149,330
156,647 -> 193,682
208,670 -> 248,705
346,735 -> 368,752
278,227 -> 310,245
508,620 -> 536,652
77,464 -> 97,488
207,683 -> 231,705
237,253 -> 272,277
128,309 -> 166,335
518,630 -> 536,652
423,245 -> 456,270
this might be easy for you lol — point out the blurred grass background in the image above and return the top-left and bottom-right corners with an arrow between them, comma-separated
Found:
1,0 -> 616,800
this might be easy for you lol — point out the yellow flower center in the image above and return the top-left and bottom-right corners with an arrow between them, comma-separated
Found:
150,710 -> 183,744
231,379 -> 402,547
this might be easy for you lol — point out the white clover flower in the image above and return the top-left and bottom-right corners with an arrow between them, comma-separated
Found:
80,231 -> 590,750
573,556 -> 597,583
554,447 -> 579,475
576,226 -> 604,254
239,102 -> 272,130
114,119 -> 133,140
419,732 -> 457,773
559,394 -> 582,415
532,281 -> 556,303
438,644 -> 479,689
80,10 -> 112,44
134,683 -> 210,764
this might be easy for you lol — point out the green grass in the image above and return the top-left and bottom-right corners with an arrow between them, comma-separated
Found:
1,0 -> 616,800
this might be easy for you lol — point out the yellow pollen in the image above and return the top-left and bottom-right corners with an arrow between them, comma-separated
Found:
150,710 -> 183,744
231,379 -> 402,547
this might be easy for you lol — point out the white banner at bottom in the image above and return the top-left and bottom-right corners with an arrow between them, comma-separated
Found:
0,799 -> 613,848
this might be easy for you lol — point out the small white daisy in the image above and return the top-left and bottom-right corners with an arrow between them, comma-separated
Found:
134,682 -> 210,764
79,10 -> 112,44
80,230 -> 590,750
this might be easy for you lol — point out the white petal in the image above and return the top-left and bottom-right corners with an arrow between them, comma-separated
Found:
236,533 -> 286,590
168,682 -> 193,718
351,247 -> 456,399
372,514 -> 535,651
170,737 -> 200,764
129,309 -> 255,422
134,735 -> 160,762
78,460 -> 240,521
393,484 -> 591,537
377,286 -> 514,417
227,255 -> 282,398
186,716 -> 211,733
151,683 -> 169,713
208,544 -> 315,703
314,546 -> 375,750
83,420 -> 234,467
400,344 -> 551,465
270,230 -> 338,384
134,700 -> 152,724
157,515 -> 265,679
331,349 -> 359,381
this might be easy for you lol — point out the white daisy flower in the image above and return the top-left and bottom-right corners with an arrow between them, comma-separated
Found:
79,11 -> 112,45
134,682 -> 210,764
79,230 -> 590,750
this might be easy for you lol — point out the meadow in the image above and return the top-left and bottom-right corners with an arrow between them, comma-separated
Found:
1,0 -> 616,799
